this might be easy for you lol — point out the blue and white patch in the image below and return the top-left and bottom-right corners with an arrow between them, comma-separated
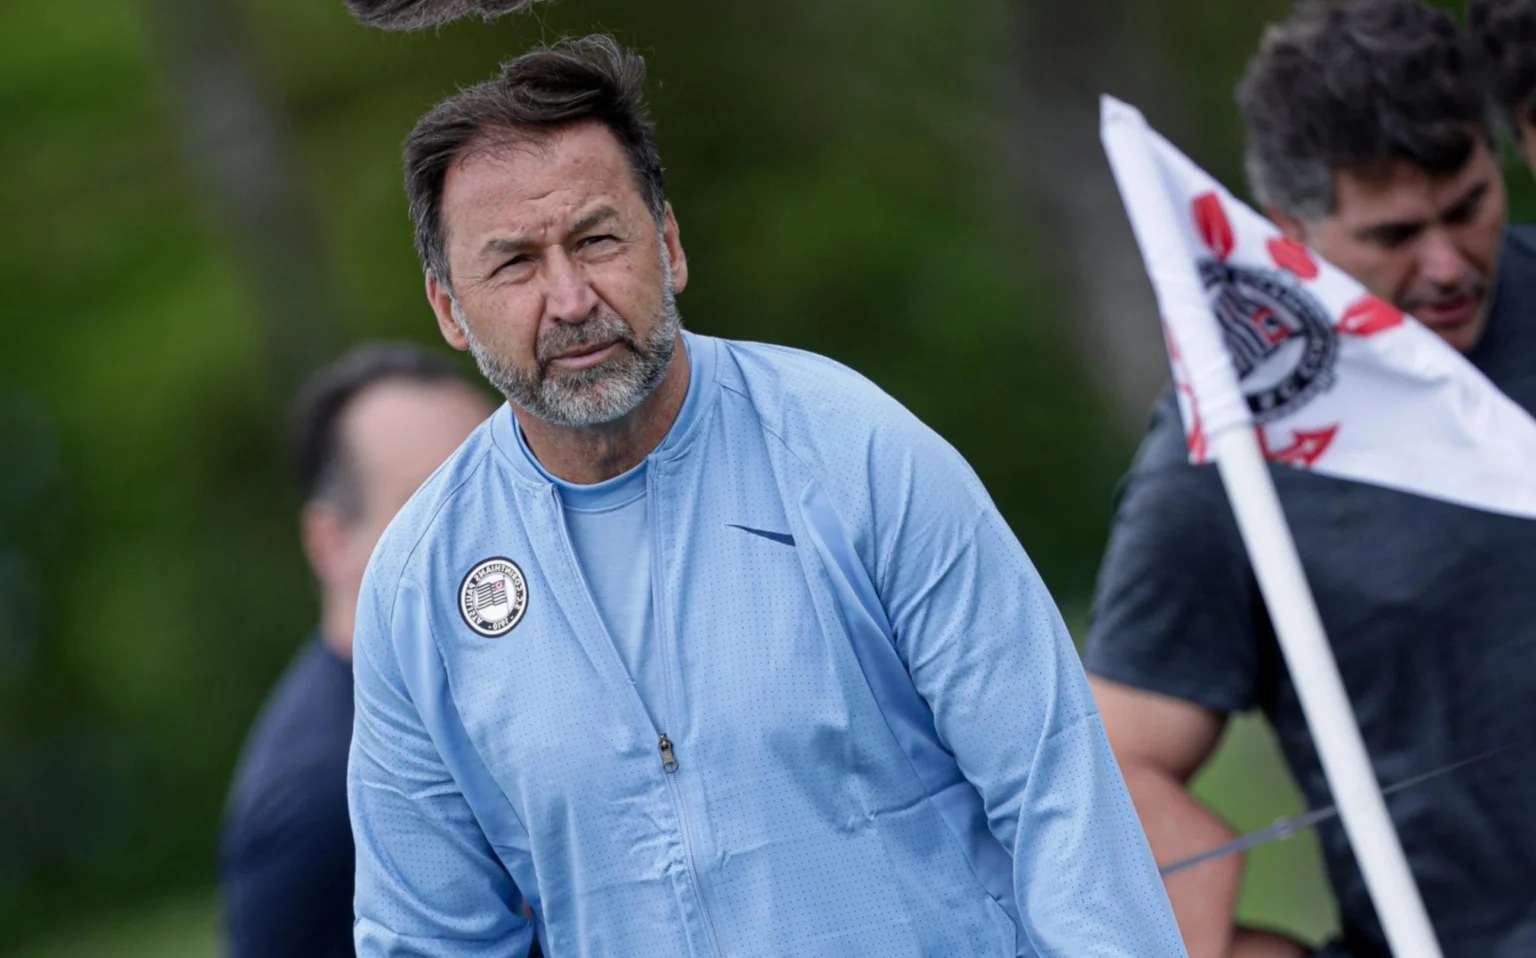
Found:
458,557 -> 529,638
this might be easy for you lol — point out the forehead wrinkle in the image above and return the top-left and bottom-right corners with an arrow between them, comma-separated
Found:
442,131 -> 561,257
1337,178 -> 1435,229
469,196 -> 604,262
443,125 -> 641,285
485,202 -> 616,249
1351,171 -> 1494,237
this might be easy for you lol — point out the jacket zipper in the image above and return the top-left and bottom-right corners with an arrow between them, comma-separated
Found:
645,470 -> 724,958
654,732 -> 722,958
549,482 -> 722,957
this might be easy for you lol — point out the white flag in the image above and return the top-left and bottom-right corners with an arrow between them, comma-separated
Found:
1100,96 -> 1536,519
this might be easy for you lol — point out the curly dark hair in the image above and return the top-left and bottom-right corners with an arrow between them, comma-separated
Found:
343,0 -> 538,31
403,35 -> 666,288
1237,0 -> 1493,219
1468,0 -> 1536,135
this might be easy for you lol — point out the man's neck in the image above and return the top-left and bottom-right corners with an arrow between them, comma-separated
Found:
319,606 -> 353,662
515,334 -> 691,485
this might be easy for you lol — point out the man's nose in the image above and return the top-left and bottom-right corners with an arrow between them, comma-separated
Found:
1417,229 -> 1470,289
543,248 -> 599,323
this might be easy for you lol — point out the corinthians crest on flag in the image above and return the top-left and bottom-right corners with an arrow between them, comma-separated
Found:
1103,96 -> 1536,519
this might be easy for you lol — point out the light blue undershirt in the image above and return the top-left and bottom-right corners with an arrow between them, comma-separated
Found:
511,341 -> 701,731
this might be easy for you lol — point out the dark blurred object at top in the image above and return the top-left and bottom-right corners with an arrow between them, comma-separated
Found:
1468,0 -> 1536,177
1468,0 -> 1536,134
344,0 -> 543,30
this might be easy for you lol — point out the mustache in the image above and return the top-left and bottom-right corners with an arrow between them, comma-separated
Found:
1401,279 -> 1485,311
534,312 -> 640,367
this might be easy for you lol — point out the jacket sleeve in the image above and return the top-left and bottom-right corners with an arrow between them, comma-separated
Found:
349,574 -> 535,957
873,422 -> 1187,957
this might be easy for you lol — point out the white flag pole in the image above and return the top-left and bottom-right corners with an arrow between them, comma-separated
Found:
1100,96 -> 1443,958
1209,432 -> 1442,958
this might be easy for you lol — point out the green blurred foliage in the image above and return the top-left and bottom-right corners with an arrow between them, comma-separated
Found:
8,893 -> 218,958
4,0 -> 1534,950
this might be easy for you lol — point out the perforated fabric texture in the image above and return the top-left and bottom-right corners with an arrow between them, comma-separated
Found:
349,332 -> 1184,957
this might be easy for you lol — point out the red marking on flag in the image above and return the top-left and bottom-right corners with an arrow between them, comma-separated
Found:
1258,424 -> 1339,468
1266,237 -> 1319,279
1192,192 -> 1234,261
1179,384 -> 1209,463
1164,321 -> 1209,463
1248,306 -> 1290,345
1335,296 -> 1404,337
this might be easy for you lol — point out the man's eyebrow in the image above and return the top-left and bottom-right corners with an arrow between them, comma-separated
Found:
1440,181 -> 1490,219
570,206 -> 618,235
1353,217 -> 1425,242
474,206 -> 621,260
478,234 -> 535,260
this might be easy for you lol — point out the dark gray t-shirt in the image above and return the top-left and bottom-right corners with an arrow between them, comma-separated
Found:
1085,226 -> 1536,957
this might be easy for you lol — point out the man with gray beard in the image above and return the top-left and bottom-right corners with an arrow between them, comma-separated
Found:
346,34 -> 1184,958
449,257 -> 680,429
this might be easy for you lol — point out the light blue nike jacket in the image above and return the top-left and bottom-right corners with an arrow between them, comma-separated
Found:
348,331 -> 1185,958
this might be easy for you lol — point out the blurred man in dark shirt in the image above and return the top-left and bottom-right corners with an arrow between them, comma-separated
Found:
220,343 -> 493,957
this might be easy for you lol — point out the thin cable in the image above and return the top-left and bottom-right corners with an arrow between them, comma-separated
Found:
1158,742 -> 1525,877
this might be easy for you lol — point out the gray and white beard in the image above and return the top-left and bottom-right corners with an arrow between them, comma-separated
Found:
453,267 -> 682,428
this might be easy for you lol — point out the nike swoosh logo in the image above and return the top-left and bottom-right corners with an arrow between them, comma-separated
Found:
727,524 -> 795,547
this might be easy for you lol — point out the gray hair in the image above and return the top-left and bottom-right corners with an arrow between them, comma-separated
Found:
1237,0 -> 1493,220
404,36 -> 666,291
343,0 -> 540,31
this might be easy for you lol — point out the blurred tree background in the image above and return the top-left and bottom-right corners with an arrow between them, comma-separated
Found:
3,0 -> 1531,952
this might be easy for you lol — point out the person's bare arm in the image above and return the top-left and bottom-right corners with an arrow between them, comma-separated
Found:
1231,929 -> 1307,958
1093,677 -> 1308,958
1092,676 -> 1244,957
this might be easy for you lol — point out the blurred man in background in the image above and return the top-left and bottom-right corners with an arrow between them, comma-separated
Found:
219,343 -> 493,957
1087,1 -> 1536,956
1470,0 -> 1536,172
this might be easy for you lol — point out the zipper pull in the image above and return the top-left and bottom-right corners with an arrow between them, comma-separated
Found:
657,734 -> 679,774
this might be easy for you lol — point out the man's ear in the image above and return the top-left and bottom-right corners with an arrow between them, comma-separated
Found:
1266,204 -> 1309,245
427,271 -> 470,351
300,501 -> 351,593
661,203 -> 688,296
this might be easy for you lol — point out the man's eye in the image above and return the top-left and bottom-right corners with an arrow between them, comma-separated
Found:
1443,199 -> 1480,226
496,255 -> 532,274
1370,227 -> 1417,250
579,234 -> 618,249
